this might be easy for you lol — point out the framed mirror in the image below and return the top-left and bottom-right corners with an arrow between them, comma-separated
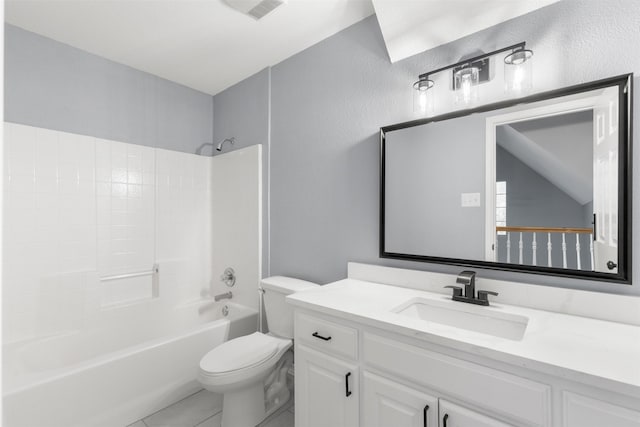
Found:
380,74 -> 632,283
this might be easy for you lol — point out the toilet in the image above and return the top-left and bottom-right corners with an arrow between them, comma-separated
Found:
198,276 -> 318,427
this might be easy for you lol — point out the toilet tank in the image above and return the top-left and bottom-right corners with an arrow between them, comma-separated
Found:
261,276 -> 319,338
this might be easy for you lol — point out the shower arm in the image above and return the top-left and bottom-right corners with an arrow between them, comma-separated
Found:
216,137 -> 235,152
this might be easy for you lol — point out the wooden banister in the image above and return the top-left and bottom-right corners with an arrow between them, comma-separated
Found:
495,226 -> 593,234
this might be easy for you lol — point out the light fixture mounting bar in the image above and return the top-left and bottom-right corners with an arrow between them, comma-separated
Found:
418,42 -> 526,80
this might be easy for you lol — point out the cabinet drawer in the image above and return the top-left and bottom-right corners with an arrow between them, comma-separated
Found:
364,333 -> 550,427
563,392 -> 640,427
295,312 -> 358,360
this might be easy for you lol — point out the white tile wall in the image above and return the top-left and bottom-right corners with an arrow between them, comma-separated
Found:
3,123 -> 99,342
95,138 -> 155,278
156,148 -> 212,305
2,123 -> 218,344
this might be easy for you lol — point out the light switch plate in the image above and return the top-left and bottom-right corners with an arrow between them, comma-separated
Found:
461,192 -> 481,207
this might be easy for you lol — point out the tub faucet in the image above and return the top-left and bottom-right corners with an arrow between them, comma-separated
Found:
214,291 -> 233,302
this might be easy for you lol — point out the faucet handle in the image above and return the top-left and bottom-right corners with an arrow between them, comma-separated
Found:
477,290 -> 499,303
456,270 -> 476,284
443,285 -> 463,298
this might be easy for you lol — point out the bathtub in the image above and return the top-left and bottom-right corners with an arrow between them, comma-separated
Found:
2,301 -> 257,427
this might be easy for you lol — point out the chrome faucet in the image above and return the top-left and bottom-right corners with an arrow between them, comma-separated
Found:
444,270 -> 498,306
214,291 -> 233,302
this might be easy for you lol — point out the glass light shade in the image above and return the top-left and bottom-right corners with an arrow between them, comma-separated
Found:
453,66 -> 479,106
504,49 -> 533,95
413,78 -> 434,116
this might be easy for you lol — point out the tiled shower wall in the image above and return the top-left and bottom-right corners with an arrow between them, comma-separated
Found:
3,122 -> 212,344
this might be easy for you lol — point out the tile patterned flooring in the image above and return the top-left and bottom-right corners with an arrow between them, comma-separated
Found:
127,389 -> 294,427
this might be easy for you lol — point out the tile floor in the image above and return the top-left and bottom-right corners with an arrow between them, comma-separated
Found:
127,389 -> 294,427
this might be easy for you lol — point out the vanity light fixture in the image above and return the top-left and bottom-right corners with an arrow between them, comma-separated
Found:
412,76 -> 434,115
504,46 -> 534,95
413,41 -> 533,114
453,66 -> 480,106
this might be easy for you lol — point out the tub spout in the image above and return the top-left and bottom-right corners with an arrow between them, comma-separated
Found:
214,291 -> 233,302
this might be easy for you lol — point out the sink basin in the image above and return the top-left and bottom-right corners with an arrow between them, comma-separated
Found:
392,297 -> 529,341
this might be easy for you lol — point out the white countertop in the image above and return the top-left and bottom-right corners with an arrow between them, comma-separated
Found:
287,278 -> 640,397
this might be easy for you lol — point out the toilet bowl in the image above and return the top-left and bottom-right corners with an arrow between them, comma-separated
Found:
199,332 -> 292,427
198,276 -> 318,427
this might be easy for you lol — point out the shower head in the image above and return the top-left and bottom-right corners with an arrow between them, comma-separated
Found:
216,137 -> 235,152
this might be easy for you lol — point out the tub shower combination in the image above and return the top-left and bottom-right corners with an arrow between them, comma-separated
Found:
3,301 -> 257,427
3,124 -> 264,426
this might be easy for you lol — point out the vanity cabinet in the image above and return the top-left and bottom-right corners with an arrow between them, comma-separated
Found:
293,309 -> 640,427
295,344 -> 359,427
362,371 -> 438,427
363,333 -> 549,426
362,372 -> 511,427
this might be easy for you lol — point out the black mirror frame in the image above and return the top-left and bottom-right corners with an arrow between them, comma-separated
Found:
380,74 -> 633,284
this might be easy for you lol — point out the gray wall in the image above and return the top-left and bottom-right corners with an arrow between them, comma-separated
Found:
510,110 -> 594,191
496,146 -> 592,269
251,0 -> 640,295
5,24 -> 213,153
212,68 -> 271,278
269,15 -> 399,285
385,116 -> 486,260
497,147 -> 591,230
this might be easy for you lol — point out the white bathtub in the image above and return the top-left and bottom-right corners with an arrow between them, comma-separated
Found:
2,301 -> 257,427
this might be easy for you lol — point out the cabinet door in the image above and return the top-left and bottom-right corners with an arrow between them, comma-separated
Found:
295,344 -> 358,427
439,400 -> 514,427
563,392 -> 640,427
363,371 -> 438,427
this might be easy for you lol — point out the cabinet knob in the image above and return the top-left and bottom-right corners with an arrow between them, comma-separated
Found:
443,413 -> 449,427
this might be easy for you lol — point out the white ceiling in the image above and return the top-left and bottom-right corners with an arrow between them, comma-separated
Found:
372,0 -> 561,63
5,0 -> 375,95
6,0 -> 560,96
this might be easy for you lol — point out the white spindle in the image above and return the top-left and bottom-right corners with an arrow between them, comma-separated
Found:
589,234 -> 594,271
547,232 -> 552,267
575,234 -> 582,270
562,233 -> 567,268
518,232 -> 523,265
506,232 -> 511,263
531,233 -> 537,266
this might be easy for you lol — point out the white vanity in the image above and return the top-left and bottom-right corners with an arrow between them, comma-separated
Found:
287,263 -> 640,427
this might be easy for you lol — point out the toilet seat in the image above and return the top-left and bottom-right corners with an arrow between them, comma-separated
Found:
200,332 -> 286,375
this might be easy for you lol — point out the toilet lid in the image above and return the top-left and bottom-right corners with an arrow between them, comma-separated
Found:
200,332 -> 279,374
